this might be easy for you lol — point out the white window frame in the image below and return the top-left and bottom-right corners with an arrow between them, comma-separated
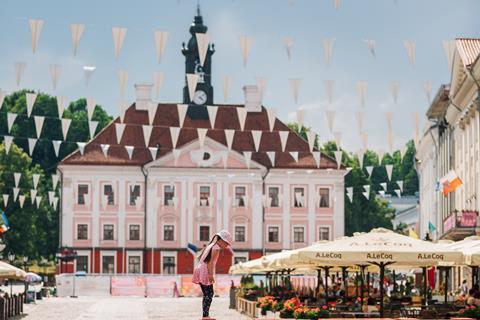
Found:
198,185 -> 211,207
317,186 -> 332,208
268,186 -> 281,208
232,251 -> 249,265
162,223 -> 176,241
318,225 -> 331,241
292,186 -> 306,208
161,251 -> 177,275
74,250 -> 91,273
75,222 -> 90,240
234,224 -> 247,242
101,223 -> 116,241
126,250 -> 143,274
198,224 -> 211,242
292,225 -> 305,243
100,251 -> 116,274
267,225 -> 281,243
233,185 -> 247,208
127,223 -> 141,241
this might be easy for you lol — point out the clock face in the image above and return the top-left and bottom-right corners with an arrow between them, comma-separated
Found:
193,90 -> 208,105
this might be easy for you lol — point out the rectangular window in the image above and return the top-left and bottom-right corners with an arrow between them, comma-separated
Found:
294,187 -> 305,208
162,256 -> 175,275
128,256 -> 141,274
319,227 -> 330,241
268,226 -> 279,243
76,256 -> 88,272
235,226 -> 246,242
103,224 -> 114,241
293,226 -> 305,243
235,186 -> 246,207
77,224 -> 88,240
164,225 -> 175,241
234,257 -> 247,265
319,188 -> 330,208
103,184 -> 115,206
269,187 -> 280,207
129,185 -> 141,206
164,185 -> 175,206
77,184 -> 89,205
199,186 -> 210,206
199,226 -> 210,242
129,224 -> 140,241
102,256 -> 115,274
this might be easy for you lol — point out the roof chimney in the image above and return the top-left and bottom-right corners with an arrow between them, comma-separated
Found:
134,83 -> 153,110
243,85 -> 262,112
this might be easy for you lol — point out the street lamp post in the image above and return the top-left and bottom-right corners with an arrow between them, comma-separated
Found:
7,253 -> 15,296
23,256 -> 28,295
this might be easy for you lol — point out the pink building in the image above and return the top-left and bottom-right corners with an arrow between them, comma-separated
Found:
57,9 -> 345,275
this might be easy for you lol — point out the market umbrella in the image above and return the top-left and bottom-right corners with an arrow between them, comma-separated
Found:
25,272 -> 42,283
0,261 -> 27,280
294,228 -> 463,317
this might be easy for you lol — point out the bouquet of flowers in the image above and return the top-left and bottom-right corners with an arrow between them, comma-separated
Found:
279,297 -> 301,318
459,305 -> 480,319
256,296 -> 276,315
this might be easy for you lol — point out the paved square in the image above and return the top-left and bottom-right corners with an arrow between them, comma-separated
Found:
21,296 -> 250,320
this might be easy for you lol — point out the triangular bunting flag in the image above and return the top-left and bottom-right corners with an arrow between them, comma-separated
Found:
400,146 -> 408,160
251,130 -> 262,152
83,65 -> 96,85
70,23 -> 85,56
32,174 -> 40,190
197,128 -> 208,147
77,142 -> 86,155
153,71 -> 165,98
154,30 -> 169,63
296,108 -> 305,127
363,185 -> 371,193
117,70 -> 128,96
324,80 -> 334,105
33,115 -> 45,138
7,113 -> 17,133
334,151 -> 342,169
385,164 -> 394,181
306,131 -> 316,152
177,104 -> 188,127
26,92 -> 37,117
52,197 -> 59,210
19,195 -> 26,208
13,172 -> 21,187
88,121 -> 98,139
333,131 -> 342,149
49,64 -> 62,90
325,110 -> 335,133
28,138 -> 37,156
142,125 -> 153,147
267,151 -> 275,167
396,180 -> 404,192
395,189 -> 402,198
289,78 -> 301,104
207,106 -> 218,128
29,19 -> 44,53
52,174 -> 59,190
149,147 -> 158,160
323,38 -> 335,66
170,127 -> 180,148
279,131 -> 289,152
2,194 -> 8,207
266,108 -> 276,131
256,77 -> 267,101
403,40 -> 416,67
289,151 -> 299,163
4,136 -> 13,154
148,102 -> 157,125
357,149 -> 365,169
112,27 -> 127,59
237,107 -> 247,131
284,36 -> 294,61
52,140 -> 62,157
186,74 -> 199,102
222,75 -> 231,102
115,123 -> 125,144
100,144 -> 110,158
356,81 -> 368,108
60,118 -> 71,141
224,129 -> 235,150
172,149 -> 181,165
366,166 -> 374,178
390,81 -> 400,104
362,191 -> 370,200
380,182 -> 387,191
377,148 -> 385,165
0,90 -> 5,109
379,190 -> 386,197
87,98 -> 96,120
125,146 -> 134,160
355,111 -> 364,135
15,62 -> 26,86
48,191 -> 55,205
239,35 -> 252,67
196,33 -> 209,66
363,39 -> 376,58
30,190 -> 37,204
35,196 -> 42,208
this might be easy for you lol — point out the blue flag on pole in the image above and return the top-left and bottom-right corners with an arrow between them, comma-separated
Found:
0,210 -> 10,233
187,243 -> 198,256
428,222 -> 436,233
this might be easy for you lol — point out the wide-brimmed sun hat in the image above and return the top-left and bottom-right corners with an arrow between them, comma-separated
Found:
216,229 -> 232,246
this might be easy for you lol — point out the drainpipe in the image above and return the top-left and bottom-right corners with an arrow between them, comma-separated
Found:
57,167 -> 64,272
141,166 -> 148,273
261,169 -> 270,257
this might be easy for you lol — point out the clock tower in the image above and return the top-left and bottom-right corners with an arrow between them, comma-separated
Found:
182,5 -> 215,107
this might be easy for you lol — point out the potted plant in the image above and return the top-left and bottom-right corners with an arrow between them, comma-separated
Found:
256,296 -> 275,316
459,305 -> 480,319
279,297 -> 301,318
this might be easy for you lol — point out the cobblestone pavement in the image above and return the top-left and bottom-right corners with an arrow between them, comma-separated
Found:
20,296 -> 250,320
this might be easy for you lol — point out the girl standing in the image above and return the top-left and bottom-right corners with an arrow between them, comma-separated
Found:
193,230 -> 233,319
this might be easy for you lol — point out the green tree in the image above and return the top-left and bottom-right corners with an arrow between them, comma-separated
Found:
0,90 -> 113,173
0,142 -> 57,258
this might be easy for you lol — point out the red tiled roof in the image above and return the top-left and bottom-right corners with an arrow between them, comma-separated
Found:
61,103 -> 338,169
456,38 -> 480,67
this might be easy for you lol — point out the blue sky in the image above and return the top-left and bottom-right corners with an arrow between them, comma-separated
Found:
1,0 -> 479,151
